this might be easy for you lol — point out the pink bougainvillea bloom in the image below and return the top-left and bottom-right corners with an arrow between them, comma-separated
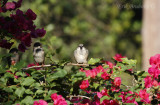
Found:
101,99 -> 119,105
157,93 -> 160,99
113,54 -> 125,62
101,72 -> 110,80
97,92 -> 103,98
79,80 -> 89,90
105,61 -> 113,69
33,100 -> 48,105
27,63 -> 40,70
148,66 -> 160,79
152,80 -> 159,87
139,89 -> 150,104
114,77 -> 121,87
119,91 -> 138,105
25,9 -> 37,20
5,2 -> 15,10
51,93 -> 67,105
36,28 -> 46,37
144,76 -> 152,88
149,54 -> 160,66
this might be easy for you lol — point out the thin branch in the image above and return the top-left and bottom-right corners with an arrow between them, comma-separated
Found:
121,84 -> 132,89
22,63 -> 107,70
66,95 -> 91,100
66,63 -> 89,66
22,64 -> 51,70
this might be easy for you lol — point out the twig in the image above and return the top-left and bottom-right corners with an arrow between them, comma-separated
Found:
66,95 -> 91,100
66,63 -> 89,66
22,63 -> 107,70
121,84 -> 132,89
22,64 -> 51,70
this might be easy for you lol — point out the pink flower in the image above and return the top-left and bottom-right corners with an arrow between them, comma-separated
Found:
6,70 -> 19,79
144,76 -> 152,88
139,89 -> 150,104
148,66 -> 160,79
51,93 -> 67,105
36,28 -> 46,37
25,9 -> 37,20
79,80 -> 89,90
113,54 -> 125,62
149,54 -> 160,67
97,92 -> 103,98
33,100 -> 48,105
27,63 -> 40,70
101,100 -> 119,105
105,61 -> 113,69
5,2 -> 15,10
101,72 -> 110,80
152,80 -> 159,87
119,91 -> 138,105
114,77 -> 121,87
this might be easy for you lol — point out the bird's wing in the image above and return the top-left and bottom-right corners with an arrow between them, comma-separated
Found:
74,49 -> 78,58
84,48 -> 89,58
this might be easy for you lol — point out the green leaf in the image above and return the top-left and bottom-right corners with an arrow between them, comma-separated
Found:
21,77 -> 35,86
93,82 -> 99,89
21,96 -> 33,104
88,58 -> 100,65
14,60 -> 26,70
3,87 -> 13,92
74,72 -> 86,77
25,89 -> 33,94
47,69 -> 67,81
15,87 -> 25,97
100,96 -> 110,103
30,83 -> 42,90
99,86 -> 104,92
36,89 -> 44,94
136,71 -> 145,76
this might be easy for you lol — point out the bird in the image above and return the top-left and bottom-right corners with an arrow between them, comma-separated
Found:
8,48 -> 20,66
33,42 -> 45,65
74,44 -> 89,64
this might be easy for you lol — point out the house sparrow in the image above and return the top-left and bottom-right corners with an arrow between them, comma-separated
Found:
74,44 -> 89,64
33,42 -> 45,65
8,48 -> 20,66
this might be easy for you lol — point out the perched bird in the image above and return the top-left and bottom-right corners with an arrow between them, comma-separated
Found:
33,42 -> 45,65
8,48 -> 20,66
74,44 -> 89,64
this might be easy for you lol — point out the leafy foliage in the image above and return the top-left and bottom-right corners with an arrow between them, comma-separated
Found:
0,54 -> 160,104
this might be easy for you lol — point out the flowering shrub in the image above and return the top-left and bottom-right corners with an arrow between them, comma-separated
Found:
0,1 -> 160,105
0,52 -> 160,105
0,0 -> 46,51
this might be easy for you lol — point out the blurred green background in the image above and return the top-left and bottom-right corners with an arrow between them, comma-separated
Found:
0,0 -> 142,69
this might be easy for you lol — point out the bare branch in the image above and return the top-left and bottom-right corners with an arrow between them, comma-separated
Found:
66,95 -> 91,100
22,64 -> 51,70
22,63 -> 107,70
66,63 -> 89,66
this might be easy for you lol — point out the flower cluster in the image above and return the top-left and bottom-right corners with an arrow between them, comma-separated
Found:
51,93 -> 68,105
33,93 -> 68,105
33,100 -> 48,105
0,0 -> 46,51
